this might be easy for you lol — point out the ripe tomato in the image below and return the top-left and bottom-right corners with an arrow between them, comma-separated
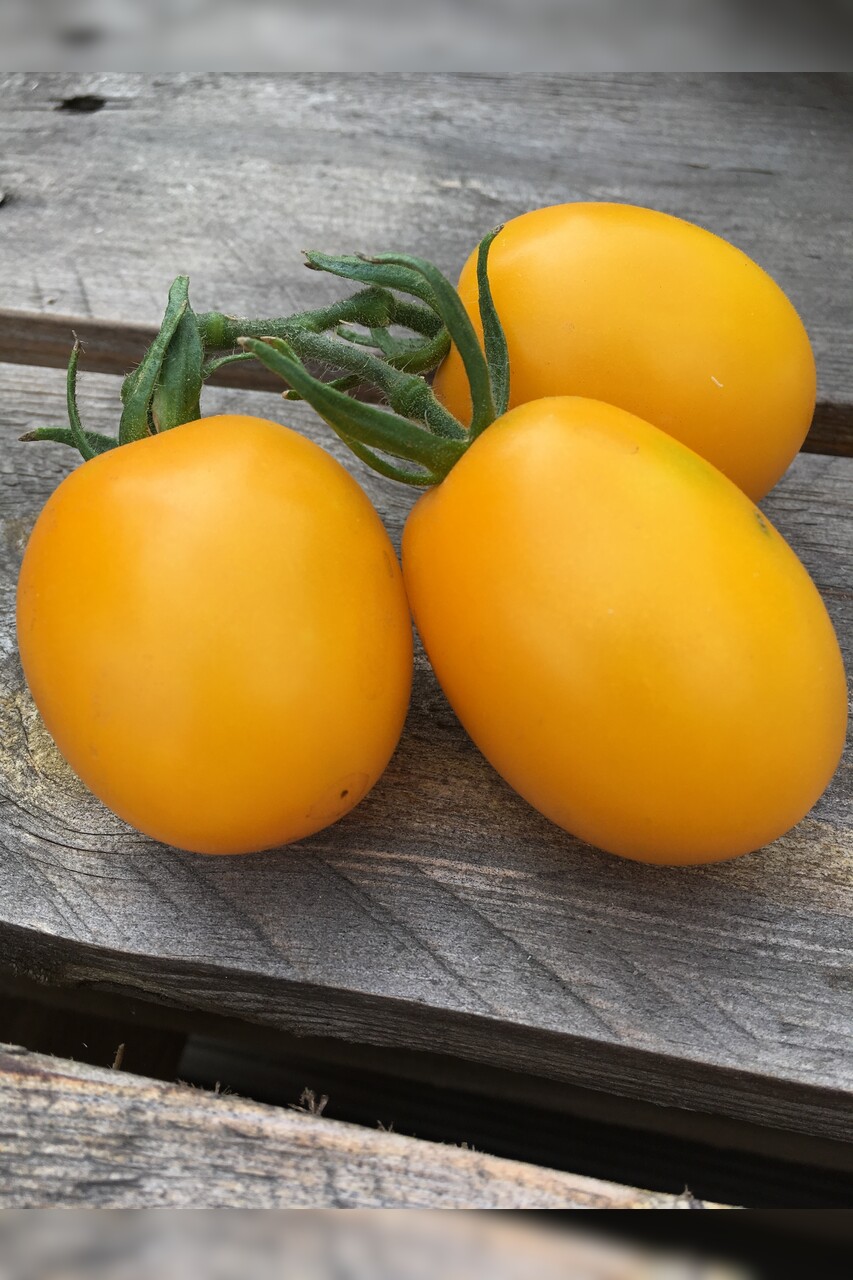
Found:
17,415 -> 412,855
402,397 -> 846,865
432,203 -> 816,501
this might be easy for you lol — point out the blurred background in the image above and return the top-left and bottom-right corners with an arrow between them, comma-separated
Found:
2,1205 -> 853,1277
0,1207 -> 762,1279
0,0 -> 852,71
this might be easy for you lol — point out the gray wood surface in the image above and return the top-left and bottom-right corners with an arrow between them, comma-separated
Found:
1,364 -> 851,1141
0,73 -> 851,1144
0,1043 -> 691,1208
0,73 -> 850,415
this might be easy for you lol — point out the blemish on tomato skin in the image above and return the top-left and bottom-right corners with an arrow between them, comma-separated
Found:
307,771 -> 369,824
754,511 -> 772,536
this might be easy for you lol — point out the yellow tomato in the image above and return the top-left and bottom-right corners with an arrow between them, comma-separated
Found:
17,415 -> 412,855
402,397 -> 846,865
433,203 -> 816,501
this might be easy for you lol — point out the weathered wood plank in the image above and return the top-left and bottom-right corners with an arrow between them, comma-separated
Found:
0,364 -> 851,1141
0,1043 -> 696,1208
0,307 -> 282,392
0,72 -> 850,417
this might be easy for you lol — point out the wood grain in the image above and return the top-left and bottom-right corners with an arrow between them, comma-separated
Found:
0,307 -> 284,391
0,72 -> 850,412
0,364 -> 851,1142
0,1043 -> 694,1208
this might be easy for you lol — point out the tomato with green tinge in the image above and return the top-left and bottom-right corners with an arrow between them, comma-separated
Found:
433,203 -> 816,501
17,414 -> 413,855
402,397 -> 846,865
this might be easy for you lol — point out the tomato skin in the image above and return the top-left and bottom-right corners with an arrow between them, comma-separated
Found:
16,415 -> 412,855
433,203 -> 816,502
402,398 -> 846,865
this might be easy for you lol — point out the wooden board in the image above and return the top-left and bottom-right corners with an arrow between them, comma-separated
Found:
1,73 -> 852,1146
0,72 -> 850,420
0,1043 -> 694,1208
1,364 -> 851,1143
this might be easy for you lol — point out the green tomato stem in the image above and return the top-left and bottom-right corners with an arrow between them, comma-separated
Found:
19,424 -> 118,453
151,295 -> 204,432
363,250 -> 498,439
281,326 -> 463,441
119,276 -> 190,445
65,340 -> 97,460
303,253 -> 441,312
341,436 -> 443,487
22,274 -> 451,461
242,228 -> 511,489
476,226 -> 510,424
200,350 -> 258,379
196,287 -> 442,349
21,228 -> 507,481
241,337 -> 465,483
21,340 -> 118,456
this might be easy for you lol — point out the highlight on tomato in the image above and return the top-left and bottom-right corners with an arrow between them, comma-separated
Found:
16,280 -> 425,855
246,231 -> 847,867
431,202 -> 816,502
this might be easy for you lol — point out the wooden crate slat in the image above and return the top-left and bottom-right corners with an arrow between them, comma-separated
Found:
0,366 -> 851,1141
0,72 -> 850,407
0,1043 -> 704,1209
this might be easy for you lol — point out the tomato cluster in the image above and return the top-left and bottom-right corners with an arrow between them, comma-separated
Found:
16,204 -> 847,865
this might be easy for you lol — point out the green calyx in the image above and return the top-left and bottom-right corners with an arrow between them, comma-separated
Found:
20,225 -> 510,490
242,226 -> 510,487
19,269 -> 453,462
